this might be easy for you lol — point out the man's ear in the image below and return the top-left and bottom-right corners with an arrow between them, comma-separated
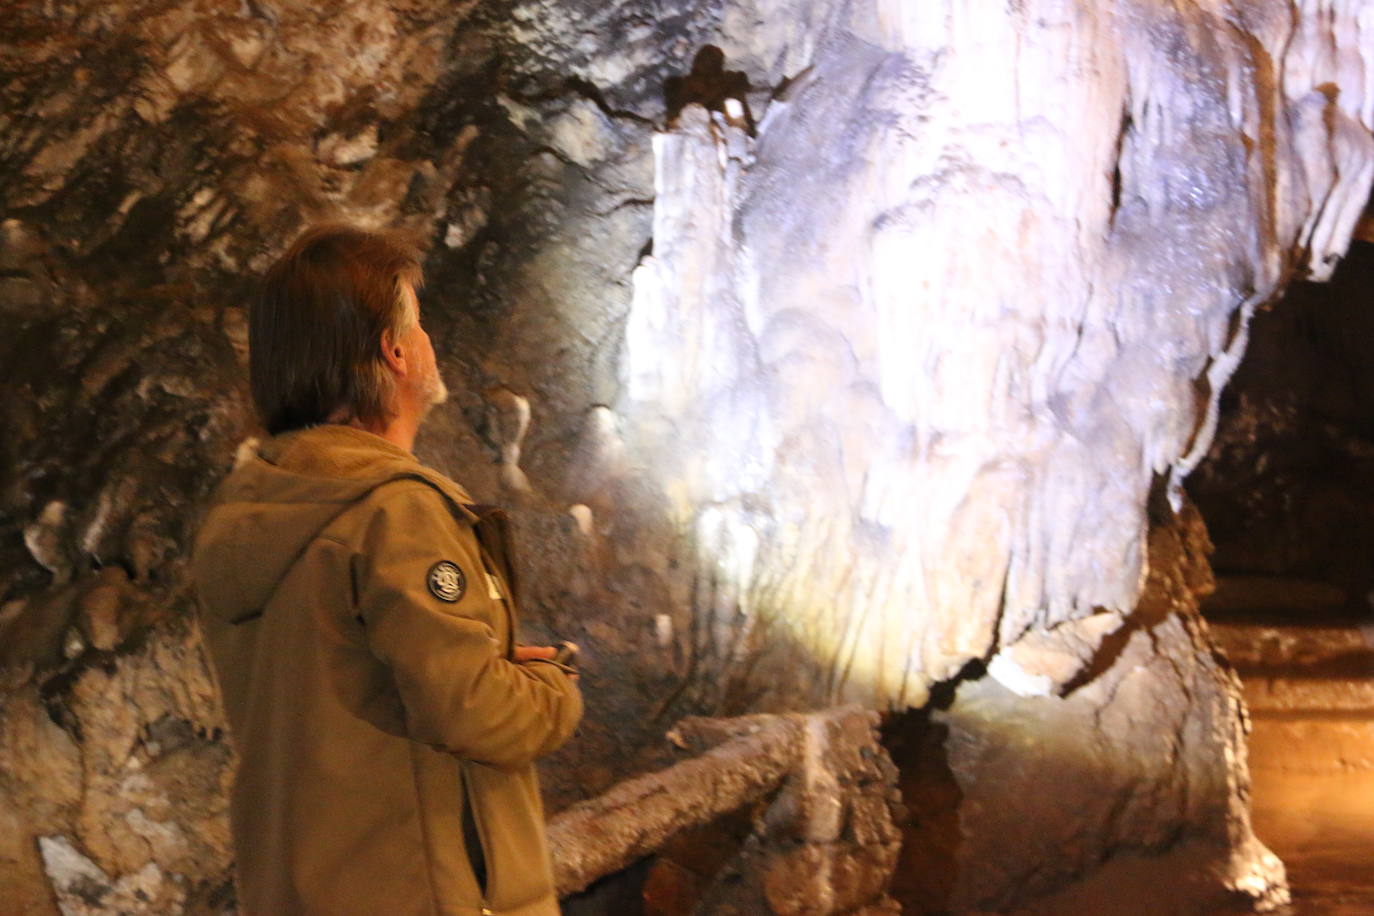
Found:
379,327 -> 408,377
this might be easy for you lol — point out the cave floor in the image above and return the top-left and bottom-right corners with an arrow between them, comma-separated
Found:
1208,594 -> 1374,915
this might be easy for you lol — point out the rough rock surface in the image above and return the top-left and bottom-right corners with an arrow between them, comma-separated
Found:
1,620 -> 232,913
1,0 -> 1372,912
887,502 -> 1287,913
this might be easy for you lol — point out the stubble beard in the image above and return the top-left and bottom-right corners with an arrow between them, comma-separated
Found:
420,362 -> 449,417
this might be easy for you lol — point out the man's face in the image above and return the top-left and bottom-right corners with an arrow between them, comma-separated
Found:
402,283 -> 448,414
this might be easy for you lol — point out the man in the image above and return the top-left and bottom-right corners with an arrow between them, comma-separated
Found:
192,224 -> 582,916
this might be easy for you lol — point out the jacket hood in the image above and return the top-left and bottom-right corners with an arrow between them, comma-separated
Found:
192,425 -> 471,625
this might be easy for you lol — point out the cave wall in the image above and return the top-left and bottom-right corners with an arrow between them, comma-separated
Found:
2,0 -> 1372,913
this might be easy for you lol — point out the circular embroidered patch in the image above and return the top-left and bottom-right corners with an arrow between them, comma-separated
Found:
427,561 -> 466,602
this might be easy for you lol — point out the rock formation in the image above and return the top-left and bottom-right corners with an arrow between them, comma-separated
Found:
2,0 -> 1371,912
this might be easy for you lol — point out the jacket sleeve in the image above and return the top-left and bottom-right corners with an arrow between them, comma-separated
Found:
351,482 -> 583,769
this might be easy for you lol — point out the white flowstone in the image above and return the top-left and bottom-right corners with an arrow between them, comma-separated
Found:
617,0 -> 1374,708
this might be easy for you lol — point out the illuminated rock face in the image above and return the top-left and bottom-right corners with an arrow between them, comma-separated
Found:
618,1 -> 1374,707
0,0 -> 1371,912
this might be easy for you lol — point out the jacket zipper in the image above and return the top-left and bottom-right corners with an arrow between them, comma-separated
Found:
460,763 -> 494,915
465,509 -> 509,916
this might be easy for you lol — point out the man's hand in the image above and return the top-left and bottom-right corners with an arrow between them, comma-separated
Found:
514,644 -> 579,681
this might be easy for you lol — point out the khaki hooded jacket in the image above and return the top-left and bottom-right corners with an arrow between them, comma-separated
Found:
191,425 -> 582,916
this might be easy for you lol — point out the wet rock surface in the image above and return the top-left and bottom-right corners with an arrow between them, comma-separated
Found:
1,0 -> 1372,912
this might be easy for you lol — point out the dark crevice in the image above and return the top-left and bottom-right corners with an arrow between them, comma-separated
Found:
506,77 -> 656,127
1107,108 -> 1132,229
880,663 -> 970,915
594,197 -> 655,218
560,76 -> 657,126
664,45 -> 756,136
